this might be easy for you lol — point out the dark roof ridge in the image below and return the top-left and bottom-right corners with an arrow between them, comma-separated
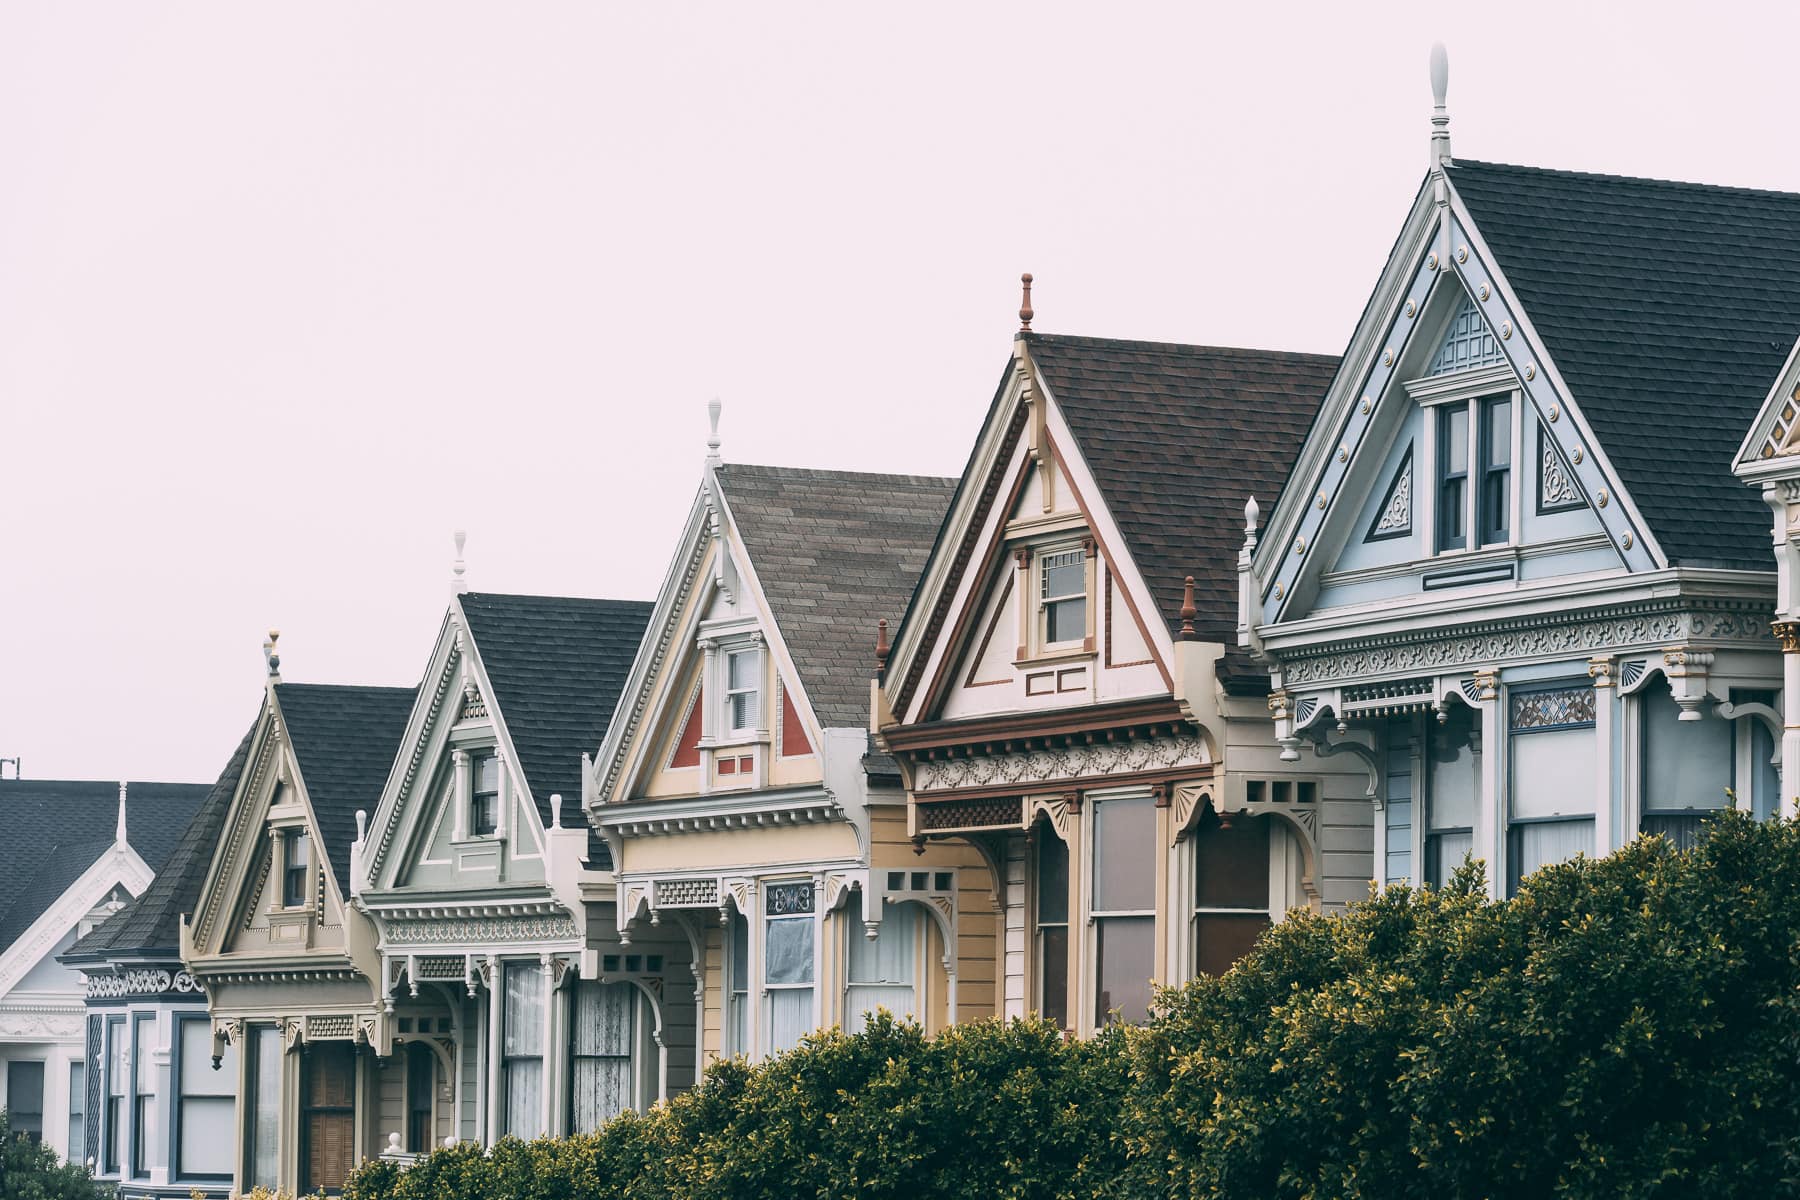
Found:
1451,157 -> 1800,203
720,462 -> 958,488
1,777 -> 213,789
1023,331 -> 1342,363
461,590 -> 649,606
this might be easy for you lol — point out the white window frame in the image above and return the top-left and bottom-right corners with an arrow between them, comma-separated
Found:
1408,367 -> 1522,561
759,879 -> 818,1055
723,646 -> 762,737
1083,792 -> 1158,1029
1037,545 -> 1089,650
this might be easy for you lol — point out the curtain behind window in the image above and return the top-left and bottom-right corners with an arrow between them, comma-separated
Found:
570,981 -> 635,1132
177,1022 -> 236,1178
845,895 -> 918,1032
503,963 -> 546,1137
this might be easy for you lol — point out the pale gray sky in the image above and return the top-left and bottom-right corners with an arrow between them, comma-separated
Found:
3,2 -> 1793,783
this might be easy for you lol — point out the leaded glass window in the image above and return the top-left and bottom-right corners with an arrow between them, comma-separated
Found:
764,883 -> 815,1053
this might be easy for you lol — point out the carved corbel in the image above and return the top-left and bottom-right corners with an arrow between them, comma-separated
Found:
1305,729 -> 1380,801
1170,781 -> 1214,841
1269,690 -> 1301,761
1661,648 -> 1716,721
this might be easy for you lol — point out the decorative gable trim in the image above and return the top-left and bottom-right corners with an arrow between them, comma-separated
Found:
1537,424 -> 1585,514
192,704 -> 280,949
1733,331 -> 1800,476
1365,446 -> 1413,541
1426,294 -> 1505,375
0,846 -> 152,997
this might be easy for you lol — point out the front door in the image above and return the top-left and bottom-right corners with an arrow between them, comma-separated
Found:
301,1043 -> 356,1194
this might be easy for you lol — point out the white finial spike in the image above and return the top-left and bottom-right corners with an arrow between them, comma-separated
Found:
452,530 -> 468,595
116,781 -> 128,844
1244,495 -> 1260,535
1429,43 -> 1452,166
550,793 -> 563,829
705,398 -> 723,469
355,809 -> 368,842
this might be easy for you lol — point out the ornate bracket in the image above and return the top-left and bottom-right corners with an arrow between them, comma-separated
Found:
1305,730 -> 1380,801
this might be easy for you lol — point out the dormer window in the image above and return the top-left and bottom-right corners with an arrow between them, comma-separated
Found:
282,829 -> 312,908
471,753 -> 500,836
725,648 -> 761,734
1040,548 -> 1087,646
1435,395 -> 1512,553
1435,404 -> 1469,551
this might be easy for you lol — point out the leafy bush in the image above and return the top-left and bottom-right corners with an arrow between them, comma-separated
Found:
0,1110 -> 105,1200
347,813 -> 1800,1200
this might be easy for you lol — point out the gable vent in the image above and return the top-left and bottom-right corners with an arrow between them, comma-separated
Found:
1427,294 -> 1505,375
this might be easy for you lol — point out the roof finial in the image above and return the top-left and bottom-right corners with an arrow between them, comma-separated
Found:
1179,577 -> 1198,641
875,618 -> 891,672
262,630 -> 281,680
1018,273 -> 1034,331
706,398 -> 723,469
115,780 -> 128,844
453,530 -> 468,595
1429,42 -> 1452,166
1244,495 -> 1260,538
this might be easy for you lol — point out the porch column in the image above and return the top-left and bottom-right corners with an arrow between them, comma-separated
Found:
1778,623 -> 1800,818
539,954 -> 556,1137
484,957 -> 502,1145
1065,792 -> 1086,1036
1470,670 -> 1503,900
1589,657 -> 1616,854
1152,786 -> 1171,986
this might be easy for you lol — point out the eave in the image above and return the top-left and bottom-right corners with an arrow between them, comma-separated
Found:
880,695 -> 1191,759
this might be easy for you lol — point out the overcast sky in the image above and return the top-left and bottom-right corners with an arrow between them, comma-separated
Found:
3,2 -> 1795,784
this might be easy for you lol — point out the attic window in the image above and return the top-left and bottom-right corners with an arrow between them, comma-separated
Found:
1040,549 -> 1087,645
471,754 -> 500,836
1427,295 -> 1505,375
282,829 -> 312,908
725,648 -> 761,733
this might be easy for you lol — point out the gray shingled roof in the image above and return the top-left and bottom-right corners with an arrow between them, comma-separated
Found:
63,721 -> 258,964
0,778 -> 210,957
1446,159 -> 1800,569
274,683 -> 417,898
718,464 -> 957,730
1027,334 -> 1342,643
458,594 -> 653,848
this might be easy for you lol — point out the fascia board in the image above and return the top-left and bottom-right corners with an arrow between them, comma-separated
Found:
190,700 -> 278,953
589,484 -> 715,811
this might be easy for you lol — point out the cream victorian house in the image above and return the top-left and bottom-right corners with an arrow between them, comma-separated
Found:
589,430 -> 996,1066
1241,49 -> 1790,900
350,588 -> 696,1148
876,311 -> 1373,1038
181,657 -> 415,1197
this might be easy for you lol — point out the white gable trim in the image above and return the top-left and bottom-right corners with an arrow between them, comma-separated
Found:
0,845 -> 152,997
361,609 -> 460,889
1734,331 -> 1800,479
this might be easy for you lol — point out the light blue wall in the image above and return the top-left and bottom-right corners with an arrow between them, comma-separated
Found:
1330,408 -> 1424,576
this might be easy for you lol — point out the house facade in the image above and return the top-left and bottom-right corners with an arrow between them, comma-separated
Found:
0,777 -> 207,1170
876,322 -> 1374,1038
60,727 -> 255,1198
1240,51 -> 1796,900
180,660 -> 415,1197
589,442 -> 997,1067
351,589 -> 698,1148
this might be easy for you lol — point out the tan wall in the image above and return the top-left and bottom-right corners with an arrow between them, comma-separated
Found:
619,824 -> 860,874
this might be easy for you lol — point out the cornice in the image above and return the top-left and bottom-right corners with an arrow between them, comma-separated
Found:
594,784 -> 841,838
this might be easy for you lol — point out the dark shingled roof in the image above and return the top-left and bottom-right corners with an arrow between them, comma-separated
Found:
459,593 -> 653,833
274,683 -> 417,898
1446,159 -> 1800,569
718,464 -> 958,730
1025,333 -> 1342,643
64,722 -> 258,963
0,778 -> 210,957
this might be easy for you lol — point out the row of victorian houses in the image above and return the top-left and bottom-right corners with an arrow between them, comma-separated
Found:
8,49 -> 1800,1198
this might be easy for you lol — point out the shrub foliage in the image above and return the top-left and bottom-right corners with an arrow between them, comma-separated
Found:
0,1111 -> 105,1200
346,812 -> 1800,1200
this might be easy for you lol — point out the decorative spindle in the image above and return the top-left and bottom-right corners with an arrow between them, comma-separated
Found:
1179,576 -> 1198,641
452,530 -> 468,594
1019,273 -> 1034,331
706,398 -> 723,469
1429,43 -> 1452,165
875,618 -> 891,671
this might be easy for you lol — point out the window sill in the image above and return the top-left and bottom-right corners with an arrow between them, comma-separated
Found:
1014,646 -> 1094,670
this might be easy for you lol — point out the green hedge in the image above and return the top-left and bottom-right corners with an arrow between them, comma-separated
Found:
0,1111 -> 104,1200
347,811 -> 1800,1200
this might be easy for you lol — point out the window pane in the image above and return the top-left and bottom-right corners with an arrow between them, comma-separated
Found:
1443,405 -> 1468,474
67,1060 -> 84,1163
766,988 -> 814,1054
1092,796 -> 1155,912
1094,916 -> 1155,1025
1196,913 -> 1271,977
1511,725 -> 1596,820
765,917 -> 814,985
1425,830 -> 1473,888
1042,551 -> 1084,598
132,1014 -> 157,1176
1195,813 -> 1271,909
179,1022 -> 236,1098
572,981 -> 636,1056
504,963 -> 545,1055
1752,713 -> 1780,822
474,755 -> 499,794
1642,686 -> 1732,813
7,1060 -> 44,1140
179,1097 -> 235,1178
570,1052 -> 632,1132
1037,925 -> 1069,1029
845,899 -> 919,1033
1045,596 -> 1086,643
1485,398 -> 1511,466
1035,832 -> 1069,923
729,912 -> 749,983
406,1045 -> 435,1152
251,1028 -> 281,1190
728,650 -> 756,690
1427,710 -> 1478,830
729,690 -> 759,729
504,1059 -> 543,1138
1508,818 -> 1594,893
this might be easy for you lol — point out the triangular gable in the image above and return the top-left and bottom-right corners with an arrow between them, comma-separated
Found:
884,342 -> 1179,727
1735,331 -> 1800,475
0,849 -> 150,998
1253,171 -> 1658,628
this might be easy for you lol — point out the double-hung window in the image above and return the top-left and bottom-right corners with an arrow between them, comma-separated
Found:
175,1017 -> 235,1181
103,1018 -> 125,1173
1641,684 -> 1732,849
1507,684 -> 1597,895
300,1042 -> 355,1194
248,1026 -> 281,1190
1091,795 -> 1156,1026
405,1044 -> 435,1152
130,1013 -> 155,1177
1435,404 -> 1470,552
1193,810 -> 1273,976
6,1060 -> 44,1143
66,1060 -> 85,1163
1033,831 -> 1070,1029
844,893 -> 919,1033
763,882 -> 815,1053
1478,396 -> 1512,545
1040,548 -> 1087,647
502,962 -> 546,1137
725,649 -> 761,733
282,829 -> 312,908
471,754 -> 500,836
727,912 -> 750,1055
1435,395 -> 1512,552
1424,707 -> 1478,887
569,981 -> 636,1131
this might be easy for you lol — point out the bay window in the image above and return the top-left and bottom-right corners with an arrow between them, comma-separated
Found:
763,882 -> 815,1053
175,1017 -> 235,1181
727,912 -> 750,1055
6,1060 -> 44,1143
1642,684 -> 1732,849
1193,810 -> 1273,977
502,962 -> 546,1137
1033,830 -> 1070,1029
130,1012 -> 155,1177
569,981 -> 636,1131
1091,795 -> 1155,1026
1425,707 -> 1477,887
248,1025 -> 281,1191
844,893 -> 919,1033
1507,685 -> 1597,895
103,1018 -> 124,1173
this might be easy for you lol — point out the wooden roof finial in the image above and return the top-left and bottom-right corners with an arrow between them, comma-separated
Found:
1018,273 -> 1034,331
875,618 -> 891,672
1179,576 -> 1198,640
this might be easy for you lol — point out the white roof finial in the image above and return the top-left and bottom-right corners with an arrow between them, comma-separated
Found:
453,530 -> 468,595
262,630 -> 281,682
1429,43 -> 1452,166
116,781 -> 128,844
1244,495 -> 1260,534
706,398 -> 723,469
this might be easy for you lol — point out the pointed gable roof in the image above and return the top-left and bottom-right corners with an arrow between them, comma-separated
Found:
1446,159 -> 1800,569
1025,333 -> 1341,643
458,592 -> 653,824
716,464 -> 956,729
274,682 -> 416,898
0,778 -> 209,958
64,722 -> 258,963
